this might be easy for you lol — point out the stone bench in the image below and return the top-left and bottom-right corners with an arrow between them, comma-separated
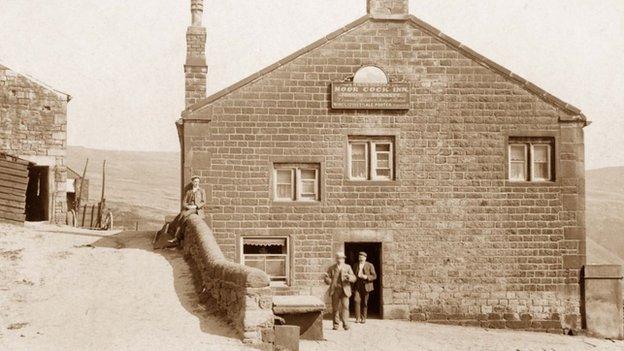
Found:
273,295 -> 325,341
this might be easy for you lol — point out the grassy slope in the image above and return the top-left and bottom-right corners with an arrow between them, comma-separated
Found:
66,146 -> 180,230
66,146 -> 624,263
586,167 -> 624,263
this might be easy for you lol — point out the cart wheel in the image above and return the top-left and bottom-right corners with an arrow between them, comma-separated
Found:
102,211 -> 113,230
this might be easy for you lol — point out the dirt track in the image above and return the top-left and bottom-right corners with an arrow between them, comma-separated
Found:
1,222 -> 622,351
0,222 -> 251,351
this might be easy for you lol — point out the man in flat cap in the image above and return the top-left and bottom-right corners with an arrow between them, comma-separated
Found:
352,251 -> 377,323
324,252 -> 356,330
168,176 -> 206,245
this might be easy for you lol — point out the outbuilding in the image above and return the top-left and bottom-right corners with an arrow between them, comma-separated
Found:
0,63 -> 71,223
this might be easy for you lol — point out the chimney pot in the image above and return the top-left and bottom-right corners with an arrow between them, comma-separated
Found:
367,0 -> 409,18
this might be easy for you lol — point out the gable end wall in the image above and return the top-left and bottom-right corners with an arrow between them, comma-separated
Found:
181,20 -> 585,332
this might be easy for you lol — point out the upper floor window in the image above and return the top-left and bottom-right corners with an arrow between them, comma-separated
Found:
273,163 -> 320,201
348,136 -> 395,181
241,237 -> 289,286
353,66 -> 389,84
508,137 -> 554,182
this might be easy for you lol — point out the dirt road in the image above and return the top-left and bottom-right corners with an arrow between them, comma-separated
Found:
1,222 -> 622,351
0,222 -> 251,351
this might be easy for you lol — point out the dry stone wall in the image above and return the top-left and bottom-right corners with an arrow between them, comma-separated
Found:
182,215 -> 275,347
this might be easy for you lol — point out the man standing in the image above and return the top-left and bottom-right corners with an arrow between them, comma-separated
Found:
324,252 -> 356,330
352,251 -> 377,323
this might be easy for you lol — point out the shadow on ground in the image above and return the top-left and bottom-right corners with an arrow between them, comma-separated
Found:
89,230 -> 235,339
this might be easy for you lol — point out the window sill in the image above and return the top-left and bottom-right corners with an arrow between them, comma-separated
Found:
343,180 -> 400,186
505,180 -> 558,186
271,200 -> 322,206
270,281 -> 289,288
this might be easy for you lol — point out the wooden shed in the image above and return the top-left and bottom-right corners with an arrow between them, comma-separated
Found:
0,152 -> 32,223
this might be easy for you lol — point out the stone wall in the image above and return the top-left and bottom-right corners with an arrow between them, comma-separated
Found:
0,64 -> 69,223
182,215 -> 275,347
180,17 -> 586,333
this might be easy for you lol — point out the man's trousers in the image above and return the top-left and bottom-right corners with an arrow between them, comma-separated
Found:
331,290 -> 350,328
354,285 -> 370,321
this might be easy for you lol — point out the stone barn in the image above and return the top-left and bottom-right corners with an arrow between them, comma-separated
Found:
0,63 -> 70,223
176,0 -> 587,332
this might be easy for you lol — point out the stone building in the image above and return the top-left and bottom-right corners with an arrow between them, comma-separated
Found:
176,0 -> 588,332
0,64 -> 70,223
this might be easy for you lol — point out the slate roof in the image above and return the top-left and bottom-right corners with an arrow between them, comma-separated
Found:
183,14 -> 586,122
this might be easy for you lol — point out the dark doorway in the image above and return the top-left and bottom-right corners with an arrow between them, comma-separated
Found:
344,242 -> 382,318
25,166 -> 49,221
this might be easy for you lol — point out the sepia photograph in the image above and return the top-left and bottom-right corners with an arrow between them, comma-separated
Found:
0,1 -> 623,350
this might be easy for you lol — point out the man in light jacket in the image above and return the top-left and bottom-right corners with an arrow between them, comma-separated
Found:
324,252 -> 356,330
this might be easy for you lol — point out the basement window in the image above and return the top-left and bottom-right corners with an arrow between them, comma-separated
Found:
348,136 -> 395,181
273,163 -> 320,202
241,237 -> 289,285
508,137 -> 555,182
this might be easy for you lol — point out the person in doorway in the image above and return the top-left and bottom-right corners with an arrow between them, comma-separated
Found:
352,251 -> 377,323
168,176 -> 206,245
324,252 -> 356,330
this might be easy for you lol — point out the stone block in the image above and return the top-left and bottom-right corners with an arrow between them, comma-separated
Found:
383,304 -> 409,320
584,265 -> 623,339
274,325 -> 300,351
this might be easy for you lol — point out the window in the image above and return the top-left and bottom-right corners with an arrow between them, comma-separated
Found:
241,237 -> 289,285
348,137 -> 395,181
508,137 -> 554,182
273,163 -> 320,201
353,66 -> 389,84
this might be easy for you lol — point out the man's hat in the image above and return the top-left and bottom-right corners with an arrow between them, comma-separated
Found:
358,251 -> 367,257
191,175 -> 200,181
335,251 -> 346,259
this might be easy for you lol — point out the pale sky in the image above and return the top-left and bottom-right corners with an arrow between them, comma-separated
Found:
1,0 -> 623,169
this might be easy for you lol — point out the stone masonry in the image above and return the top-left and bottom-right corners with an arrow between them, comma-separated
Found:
184,0 -> 207,108
0,64 -> 70,223
182,214 -> 275,347
177,1 -> 587,333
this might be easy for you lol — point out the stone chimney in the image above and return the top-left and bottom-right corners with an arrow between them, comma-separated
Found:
367,0 -> 409,18
184,0 -> 207,108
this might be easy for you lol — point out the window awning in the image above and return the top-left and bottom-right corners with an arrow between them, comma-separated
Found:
244,238 -> 286,247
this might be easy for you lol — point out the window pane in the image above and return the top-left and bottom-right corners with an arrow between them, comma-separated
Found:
376,169 -> 391,178
510,162 -> 526,181
277,184 -> 292,199
350,143 -> 368,180
533,145 -> 549,162
300,169 -> 316,181
351,143 -> 366,160
276,169 -> 292,184
510,145 -> 525,161
301,180 -> 315,194
265,256 -> 286,277
244,258 -> 264,271
352,161 -> 366,179
377,155 -> 390,168
375,143 -> 390,152
534,162 -> 549,180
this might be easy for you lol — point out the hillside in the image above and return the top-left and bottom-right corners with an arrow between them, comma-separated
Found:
66,146 -> 624,264
66,146 -> 179,230
586,167 -> 624,263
